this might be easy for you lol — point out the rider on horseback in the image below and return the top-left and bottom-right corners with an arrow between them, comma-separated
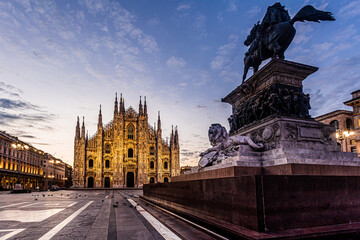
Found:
246,3 -> 290,59
242,2 -> 335,83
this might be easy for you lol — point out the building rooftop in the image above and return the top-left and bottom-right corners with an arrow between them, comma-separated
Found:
314,110 -> 353,121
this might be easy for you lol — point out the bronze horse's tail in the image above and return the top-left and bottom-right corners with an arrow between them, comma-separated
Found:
290,5 -> 335,25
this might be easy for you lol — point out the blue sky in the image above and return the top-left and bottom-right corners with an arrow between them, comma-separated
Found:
0,0 -> 360,166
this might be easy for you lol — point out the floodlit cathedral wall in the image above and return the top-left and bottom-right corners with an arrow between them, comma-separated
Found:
73,94 -> 180,188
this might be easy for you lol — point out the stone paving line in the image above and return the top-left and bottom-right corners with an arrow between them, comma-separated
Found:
37,200 -> 94,240
0,190 -> 217,240
127,199 -> 181,240
0,229 -> 25,240
85,198 -> 111,240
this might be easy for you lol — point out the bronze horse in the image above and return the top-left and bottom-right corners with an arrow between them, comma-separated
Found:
243,4 -> 335,83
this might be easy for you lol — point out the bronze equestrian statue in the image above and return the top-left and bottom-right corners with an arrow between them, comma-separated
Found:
243,3 -> 335,83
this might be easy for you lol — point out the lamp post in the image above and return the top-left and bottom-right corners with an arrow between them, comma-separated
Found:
336,130 -> 355,152
11,142 -> 29,190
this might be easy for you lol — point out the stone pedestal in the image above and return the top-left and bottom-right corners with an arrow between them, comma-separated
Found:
219,59 -> 360,169
142,59 -> 360,239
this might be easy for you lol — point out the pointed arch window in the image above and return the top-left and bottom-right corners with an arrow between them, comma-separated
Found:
127,124 -> 134,139
150,161 -> 154,169
89,159 -> 94,169
128,148 -> 134,158
105,160 -> 110,168
150,146 -> 155,155
164,161 -> 168,170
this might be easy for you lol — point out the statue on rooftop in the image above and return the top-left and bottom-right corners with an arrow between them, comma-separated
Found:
242,3 -> 335,82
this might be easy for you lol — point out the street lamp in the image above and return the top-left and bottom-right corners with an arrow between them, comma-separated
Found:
336,130 -> 355,152
11,142 -> 29,190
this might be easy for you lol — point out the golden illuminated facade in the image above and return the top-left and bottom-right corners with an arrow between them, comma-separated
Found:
73,94 -> 180,188
0,131 -> 44,190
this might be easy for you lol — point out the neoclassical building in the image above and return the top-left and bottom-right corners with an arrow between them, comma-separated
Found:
73,94 -> 180,188
315,89 -> 360,156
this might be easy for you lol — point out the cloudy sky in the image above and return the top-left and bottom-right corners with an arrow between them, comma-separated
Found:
0,0 -> 359,166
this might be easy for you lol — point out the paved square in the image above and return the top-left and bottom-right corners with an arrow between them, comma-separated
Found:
0,190 -> 216,240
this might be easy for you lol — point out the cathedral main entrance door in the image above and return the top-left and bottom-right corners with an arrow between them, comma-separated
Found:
126,172 -> 134,188
88,177 -> 94,188
104,177 -> 110,188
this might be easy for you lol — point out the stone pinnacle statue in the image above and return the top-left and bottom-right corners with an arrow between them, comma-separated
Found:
242,3 -> 335,82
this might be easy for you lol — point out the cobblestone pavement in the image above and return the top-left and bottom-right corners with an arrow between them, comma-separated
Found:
0,190 -> 216,240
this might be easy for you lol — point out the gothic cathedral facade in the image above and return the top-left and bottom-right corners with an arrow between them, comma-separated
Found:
73,94 -> 180,188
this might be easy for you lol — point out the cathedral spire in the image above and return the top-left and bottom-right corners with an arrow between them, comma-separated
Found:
98,105 -> 103,128
139,96 -> 143,116
75,116 -> 80,140
119,93 -> 123,114
175,126 -> 179,147
157,111 -> 162,139
144,96 -> 147,116
157,111 -> 161,130
170,125 -> 174,147
81,116 -> 85,139
114,93 -> 118,115
122,96 -> 125,114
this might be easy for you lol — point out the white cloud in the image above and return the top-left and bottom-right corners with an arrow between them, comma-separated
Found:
147,18 -> 160,26
176,3 -> 190,12
166,56 -> 187,68
338,1 -> 360,17
227,0 -> 237,12
217,12 -> 223,22
210,35 -> 238,70
194,70 -> 211,86
247,6 -> 261,17
293,23 -> 313,45
210,56 -> 226,70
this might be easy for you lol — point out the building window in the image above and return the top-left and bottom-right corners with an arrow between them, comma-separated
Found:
150,146 -> 155,155
89,159 -> 94,168
164,177 -> 169,182
164,161 -> 168,169
105,144 -> 111,154
330,120 -> 340,130
127,124 -> 134,139
351,147 -> 357,153
150,177 -> 155,183
128,148 -> 133,158
351,140 -> 356,145
105,160 -> 110,168
346,118 -> 353,131
150,161 -> 154,169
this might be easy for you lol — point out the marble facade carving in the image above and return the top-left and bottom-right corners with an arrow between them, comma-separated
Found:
73,95 -> 180,188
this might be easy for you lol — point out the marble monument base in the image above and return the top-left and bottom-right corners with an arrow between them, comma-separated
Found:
142,167 -> 360,239
142,59 -> 360,238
